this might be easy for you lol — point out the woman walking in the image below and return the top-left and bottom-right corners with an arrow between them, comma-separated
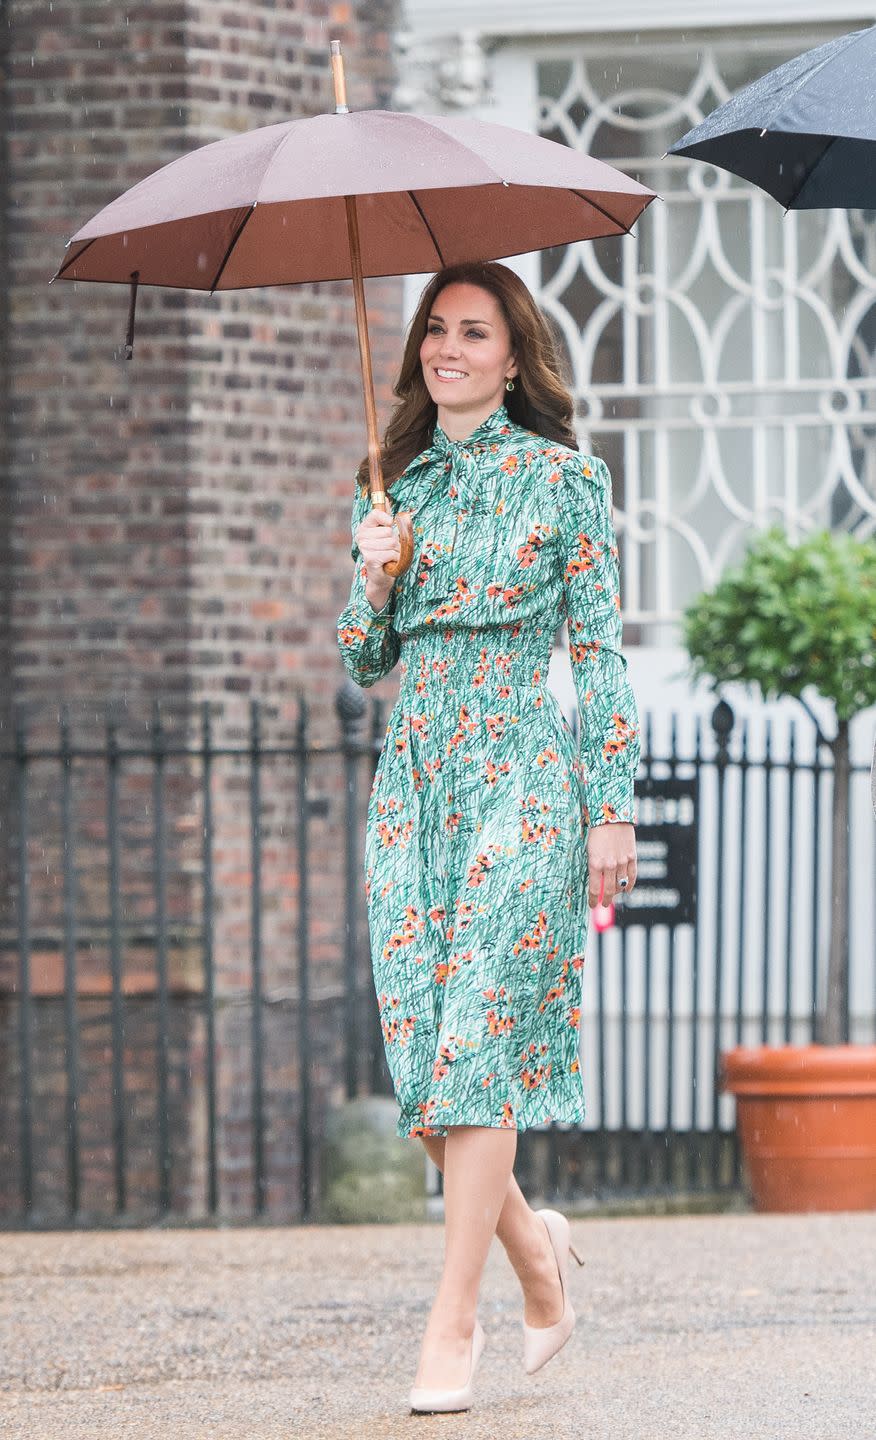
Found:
336,261 -> 639,1413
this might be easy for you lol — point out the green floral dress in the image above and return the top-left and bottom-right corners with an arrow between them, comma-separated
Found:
336,404 -> 639,1139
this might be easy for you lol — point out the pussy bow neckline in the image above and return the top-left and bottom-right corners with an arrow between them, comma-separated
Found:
388,403 -> 515,520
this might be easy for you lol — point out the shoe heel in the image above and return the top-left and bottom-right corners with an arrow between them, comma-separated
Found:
569,1241 -> 585,1267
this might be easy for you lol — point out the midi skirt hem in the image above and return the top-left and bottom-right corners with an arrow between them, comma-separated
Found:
396,1081 -> 586,1139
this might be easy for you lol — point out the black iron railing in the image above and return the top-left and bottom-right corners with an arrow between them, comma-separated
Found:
0,690 -> 872,1226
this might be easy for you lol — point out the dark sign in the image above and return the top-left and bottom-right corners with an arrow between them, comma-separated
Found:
613,776 -> 698,928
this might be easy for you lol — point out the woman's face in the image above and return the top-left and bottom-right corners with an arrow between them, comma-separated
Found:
419,282 -> 518,426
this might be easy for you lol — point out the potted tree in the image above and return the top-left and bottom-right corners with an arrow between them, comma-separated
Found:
683,526 -> 876,1212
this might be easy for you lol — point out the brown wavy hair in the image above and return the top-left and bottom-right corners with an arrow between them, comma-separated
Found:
356,261 -> 578,494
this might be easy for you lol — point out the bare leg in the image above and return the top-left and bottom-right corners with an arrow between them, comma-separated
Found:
412,1125 -> 517,1391
420,1133 -> 564,1328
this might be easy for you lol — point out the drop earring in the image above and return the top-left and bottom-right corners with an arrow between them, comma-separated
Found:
505,378 -> 515,392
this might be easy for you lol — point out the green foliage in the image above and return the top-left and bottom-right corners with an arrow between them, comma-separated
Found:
682,527 -> 876,724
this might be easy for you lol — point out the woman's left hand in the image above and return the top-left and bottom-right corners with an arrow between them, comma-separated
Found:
587,821 -> 637,907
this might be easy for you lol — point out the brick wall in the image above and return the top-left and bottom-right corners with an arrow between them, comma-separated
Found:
0,0 -> 405,1222
2,0 -> 402,724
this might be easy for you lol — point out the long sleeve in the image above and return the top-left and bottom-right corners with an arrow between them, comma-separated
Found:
557,451 -> 639,827
336,485 -> 402,689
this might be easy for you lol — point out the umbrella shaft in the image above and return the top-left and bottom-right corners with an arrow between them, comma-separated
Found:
343,194 -> 385,505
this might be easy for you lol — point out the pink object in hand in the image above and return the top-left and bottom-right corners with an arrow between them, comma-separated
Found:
592,874 -> 616,933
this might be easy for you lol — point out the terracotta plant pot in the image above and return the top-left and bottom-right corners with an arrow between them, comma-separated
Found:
721,1045 -> 876,1213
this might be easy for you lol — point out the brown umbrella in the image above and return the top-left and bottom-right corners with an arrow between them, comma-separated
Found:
53,42 -> 657,576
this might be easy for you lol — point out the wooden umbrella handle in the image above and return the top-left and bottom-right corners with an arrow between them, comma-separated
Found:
332,42 -> 413,579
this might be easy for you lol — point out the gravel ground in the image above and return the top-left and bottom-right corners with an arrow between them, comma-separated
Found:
1,1213 -> 874,1440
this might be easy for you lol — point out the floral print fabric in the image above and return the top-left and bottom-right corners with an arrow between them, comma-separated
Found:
336,404 -> 639,1138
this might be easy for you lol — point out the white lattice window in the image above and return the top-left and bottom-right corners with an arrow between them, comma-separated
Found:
533,31 -> 876,643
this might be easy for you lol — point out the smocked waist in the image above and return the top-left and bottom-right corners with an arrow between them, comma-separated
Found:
397,632 -> 551,703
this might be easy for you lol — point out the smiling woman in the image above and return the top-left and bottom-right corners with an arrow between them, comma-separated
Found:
419,284 -> 518,436
336,259 -> 640,1413
354,261 -> 580,498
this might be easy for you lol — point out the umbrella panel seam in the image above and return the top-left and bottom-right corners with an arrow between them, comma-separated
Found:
406,193 -> 446,269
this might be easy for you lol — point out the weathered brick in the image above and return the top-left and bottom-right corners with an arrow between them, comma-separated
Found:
0,0 -> 403,1222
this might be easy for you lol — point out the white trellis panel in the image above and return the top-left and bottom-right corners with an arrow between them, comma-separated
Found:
526,30 -> 876,639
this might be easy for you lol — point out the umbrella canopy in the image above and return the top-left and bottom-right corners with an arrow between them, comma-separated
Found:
53,42 -> 657,581
668,24 -> 876,209
53,109 -> 655,289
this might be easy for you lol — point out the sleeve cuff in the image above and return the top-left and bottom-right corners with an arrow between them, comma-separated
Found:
366,589 -> 396,620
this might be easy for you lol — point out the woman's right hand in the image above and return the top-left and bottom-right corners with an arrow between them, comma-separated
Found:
355,506 -> 401,610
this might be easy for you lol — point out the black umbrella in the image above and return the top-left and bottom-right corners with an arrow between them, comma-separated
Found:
668,24 -> 876,209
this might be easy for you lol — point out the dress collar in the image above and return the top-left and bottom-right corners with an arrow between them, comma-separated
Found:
432,403 -> 513,454
388,403 -> 515,514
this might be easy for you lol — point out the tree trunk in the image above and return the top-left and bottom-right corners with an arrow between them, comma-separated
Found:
821,718 -> 850,1045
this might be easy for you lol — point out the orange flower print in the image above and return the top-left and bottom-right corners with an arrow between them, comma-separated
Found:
454,901 -> 476,932
570,635 -> 602,665
486,582 -> 526,608
517,525 -> 548,568
429,577 -> 477,623
466,852 -> 494,888
484,758 -> 511,786
381,906 -> 425,961
564,531 -> 600,580
538,985 -> 565,1014
446,704 -> 478,755
485,712 -> 507,741
513,910 -> 549,956
375,800 -> 414,851
336,408 -> 639,1141
521,1064 -> 551,1091
472,649 -> 491,688
433,1043 -> 456,1083
602,712 -> 637,761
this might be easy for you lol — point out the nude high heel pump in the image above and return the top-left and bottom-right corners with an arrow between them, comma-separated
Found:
523,1208 -> 585,1376
409,1320 -> 486,1414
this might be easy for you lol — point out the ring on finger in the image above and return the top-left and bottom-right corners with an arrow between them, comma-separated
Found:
618,875 -> 629,890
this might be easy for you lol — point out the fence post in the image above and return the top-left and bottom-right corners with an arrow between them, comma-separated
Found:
200,702 -> 219,1216
689,713 -> 703,1190
14,706 -> 33,1218
336,679 -> 367,1100
249,699 -> 265,1217
761,718 -> 774,1042
296,693 -> 312,1220
784,720 -> 797,1043
59,704 -> 81,1218
710,698 -> 734,1188
106,709 -> 126,1215
151,700 -> 171,1215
